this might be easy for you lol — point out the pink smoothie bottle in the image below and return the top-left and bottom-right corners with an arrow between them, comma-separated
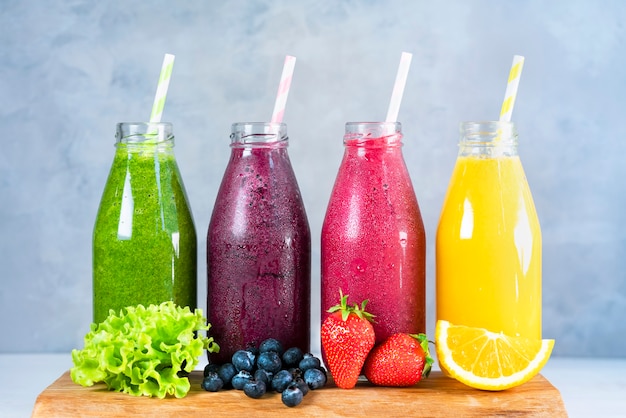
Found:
321,122 -> 425,348
207,122 -> 311,364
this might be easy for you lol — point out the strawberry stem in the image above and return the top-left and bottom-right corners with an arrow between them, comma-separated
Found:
409,333 -> 434,378
327,289 -> 375,323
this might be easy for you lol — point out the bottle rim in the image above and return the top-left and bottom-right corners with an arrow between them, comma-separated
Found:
345,121 -> 402,131
457,121 -> 518,158
115,122 -> 174,144
344,121 -> 402,146
459,121 -> 517,144
230,122 -> 288,146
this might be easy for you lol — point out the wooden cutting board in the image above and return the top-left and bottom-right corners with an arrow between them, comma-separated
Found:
32,370 -> 567,417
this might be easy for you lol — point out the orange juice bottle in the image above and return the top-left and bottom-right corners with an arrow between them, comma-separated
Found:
436,121 -> 541,340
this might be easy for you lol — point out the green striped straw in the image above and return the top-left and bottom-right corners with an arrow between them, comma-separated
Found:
149,53 -> 175,123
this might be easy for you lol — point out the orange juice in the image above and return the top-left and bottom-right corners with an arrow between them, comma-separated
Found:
436,122 -> 541,340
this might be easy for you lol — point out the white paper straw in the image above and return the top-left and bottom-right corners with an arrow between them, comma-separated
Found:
385,52 -> 413,122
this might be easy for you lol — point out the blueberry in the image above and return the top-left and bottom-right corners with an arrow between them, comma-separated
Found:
281,384 -> 304,407
246,349 -> 258,366
282,347 -> 304,368
288,367 -> 303,379
217,363 -> 237,389
271,369 -> 294,393
232,350 -> 256,372
243,379 -> 267,399
203,363 -> 221,377
201,372 -> 224,392
245,343 -> 260,357
298,353 -> 321,372
304,368 -> 327,390
257,351 -> 282,373
259,338 -> 283,355
254,369 -> 273,387
294,377 -> 309,396
231,370 -> 253,390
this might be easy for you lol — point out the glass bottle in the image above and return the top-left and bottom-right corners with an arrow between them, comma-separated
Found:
436,121 -> 542,339
207,122 -> 311,364
93,122 -> 197,324
321,122 -> 426,348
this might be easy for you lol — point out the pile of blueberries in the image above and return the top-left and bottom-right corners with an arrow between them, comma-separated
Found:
201,338 -> 327,407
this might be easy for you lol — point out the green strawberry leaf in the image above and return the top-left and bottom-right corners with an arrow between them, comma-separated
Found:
327,289 -> 375,323
410,333 -> 434,378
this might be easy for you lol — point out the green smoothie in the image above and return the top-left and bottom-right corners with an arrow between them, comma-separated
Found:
93,123 -> 197,324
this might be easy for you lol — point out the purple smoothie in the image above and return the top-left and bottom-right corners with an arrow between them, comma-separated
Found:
207,123 -> 311,364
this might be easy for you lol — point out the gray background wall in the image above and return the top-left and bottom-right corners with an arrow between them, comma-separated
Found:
1,0 -> 624,357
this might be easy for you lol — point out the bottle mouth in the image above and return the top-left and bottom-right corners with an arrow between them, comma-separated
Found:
458,121 -> 518,157
344,122 -> 403,146
116,122 -> 174,144
230,122 -> 288,147
459,121 -> 517,144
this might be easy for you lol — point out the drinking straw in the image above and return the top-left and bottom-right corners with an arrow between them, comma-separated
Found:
270,55 -> 297,124
149,53 -> 176,123
499,55 -> 525,122
385,52 -> 413,122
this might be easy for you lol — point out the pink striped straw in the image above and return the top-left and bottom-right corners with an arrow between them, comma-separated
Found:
270,55 -> 297,123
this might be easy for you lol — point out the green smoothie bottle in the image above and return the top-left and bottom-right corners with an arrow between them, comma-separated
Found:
93,122 -> 197,323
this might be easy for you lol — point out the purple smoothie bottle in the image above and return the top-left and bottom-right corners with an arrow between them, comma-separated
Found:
207,122 -> 311,364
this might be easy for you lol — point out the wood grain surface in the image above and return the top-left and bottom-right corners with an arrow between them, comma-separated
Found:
32,370 -> 568,417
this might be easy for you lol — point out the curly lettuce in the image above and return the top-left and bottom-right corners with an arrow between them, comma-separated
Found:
70,301 -> 219,398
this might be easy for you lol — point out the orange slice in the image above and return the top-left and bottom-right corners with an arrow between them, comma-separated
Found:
435,320 -> 554,391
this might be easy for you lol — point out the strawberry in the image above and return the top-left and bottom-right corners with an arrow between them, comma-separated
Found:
363,333 -> 433,387
321,291 -> 375,389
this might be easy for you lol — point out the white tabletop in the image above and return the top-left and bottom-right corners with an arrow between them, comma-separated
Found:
1,354 -> 625,417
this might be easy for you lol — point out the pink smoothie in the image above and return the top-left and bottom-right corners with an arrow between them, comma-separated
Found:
207,123 -> 310,364
321,122 -> 425,348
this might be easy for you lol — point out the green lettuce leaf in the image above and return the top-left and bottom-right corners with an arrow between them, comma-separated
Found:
70,301 -> 219,398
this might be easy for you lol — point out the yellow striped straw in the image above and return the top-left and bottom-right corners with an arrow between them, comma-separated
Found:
149,53 -> 175,123
499,55 -> 525,122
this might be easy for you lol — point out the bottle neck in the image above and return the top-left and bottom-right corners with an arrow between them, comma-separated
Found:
458,121 -> 518,157
343,122 -> 403,148
230,122 -> 288,149
115,122 -> 174,150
